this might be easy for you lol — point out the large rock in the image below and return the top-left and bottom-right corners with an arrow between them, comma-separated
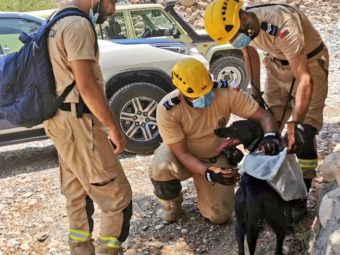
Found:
319,151 -> 340,185
310,187 -> 340,255
179,0 -> 196,7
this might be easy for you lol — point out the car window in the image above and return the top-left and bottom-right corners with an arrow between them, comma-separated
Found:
98,12 -> 127,40
0,18 -> 40,54
130,9 -> 173,39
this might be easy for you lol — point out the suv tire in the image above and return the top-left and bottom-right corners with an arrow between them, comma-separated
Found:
109,82 -> 167,154
210,55 -> 248,90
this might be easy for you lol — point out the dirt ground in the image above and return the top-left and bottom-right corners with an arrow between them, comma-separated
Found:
1,1 -> 340,254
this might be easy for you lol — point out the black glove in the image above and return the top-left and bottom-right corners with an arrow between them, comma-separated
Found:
204,167 -> 238,185
258,132 -> 281,155
284,121 -> 304,153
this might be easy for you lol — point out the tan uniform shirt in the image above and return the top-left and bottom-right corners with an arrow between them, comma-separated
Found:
48,8 -> 104,103
248,4 -> 323,61
157,88 -> 259,159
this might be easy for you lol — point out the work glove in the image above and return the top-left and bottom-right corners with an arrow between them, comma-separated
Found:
204,167 -> 238,185
284,121 -> 304,153
258,132 -> 281,155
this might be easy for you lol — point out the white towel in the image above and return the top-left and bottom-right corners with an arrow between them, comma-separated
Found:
242,148 -> 308,201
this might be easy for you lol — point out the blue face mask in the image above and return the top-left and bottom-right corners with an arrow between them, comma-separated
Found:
230,33 -> 252,48
191,91 -> 215,109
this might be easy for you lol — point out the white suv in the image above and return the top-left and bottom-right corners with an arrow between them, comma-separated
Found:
0,12 -> 208,154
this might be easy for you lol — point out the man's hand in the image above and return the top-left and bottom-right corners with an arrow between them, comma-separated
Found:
284,121 -> 304,153
258,132 -> 281,155
108,127 -> 126,155
204,167 -> 238,185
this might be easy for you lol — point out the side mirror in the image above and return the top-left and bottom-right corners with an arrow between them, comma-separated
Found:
0,44 -> 3,55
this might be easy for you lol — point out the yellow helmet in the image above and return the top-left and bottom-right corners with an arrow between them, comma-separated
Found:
172,58 -> 213,98
204,0 -> 244,45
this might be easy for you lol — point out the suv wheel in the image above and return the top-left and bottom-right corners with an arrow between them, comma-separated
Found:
210,55 -> 248,90
109,82 -> 167,154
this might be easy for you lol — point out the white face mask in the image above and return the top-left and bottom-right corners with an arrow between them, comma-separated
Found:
89,0 -> 100,25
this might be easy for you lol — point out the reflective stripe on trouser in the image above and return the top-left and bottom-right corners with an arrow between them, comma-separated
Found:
262,47 -> 329,131
69,229 -> 91,242
98,236 -> 121,248
44,110 -> 132,243
149,143 -> 235,224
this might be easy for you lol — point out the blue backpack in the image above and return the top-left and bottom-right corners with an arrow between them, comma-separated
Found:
0,8 -> 97,128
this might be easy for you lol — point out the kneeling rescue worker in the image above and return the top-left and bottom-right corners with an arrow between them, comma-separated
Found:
149,58 -> 280,224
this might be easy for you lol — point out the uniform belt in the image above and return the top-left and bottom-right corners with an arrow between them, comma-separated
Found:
59,102 -> 91,115
272,43 -> 325,66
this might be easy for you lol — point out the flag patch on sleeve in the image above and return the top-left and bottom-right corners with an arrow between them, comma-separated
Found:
278,29 -> 290,39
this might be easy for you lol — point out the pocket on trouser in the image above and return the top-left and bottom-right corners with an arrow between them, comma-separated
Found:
44,118 -> 74,144
74,116 -> 119,184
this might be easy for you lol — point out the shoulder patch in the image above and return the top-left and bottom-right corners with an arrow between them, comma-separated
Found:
261,22 -> 278,36
213,80 -> 228,89
163,96 -> 181,110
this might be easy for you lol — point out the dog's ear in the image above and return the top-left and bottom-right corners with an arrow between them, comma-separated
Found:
214,126 -> 236,138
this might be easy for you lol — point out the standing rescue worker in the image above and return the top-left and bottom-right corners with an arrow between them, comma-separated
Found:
204,0 -> 328,196
149,58 -> 279,224
46,0 -> 132,254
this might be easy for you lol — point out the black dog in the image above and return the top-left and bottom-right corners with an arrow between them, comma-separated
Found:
215,120 -> 291,255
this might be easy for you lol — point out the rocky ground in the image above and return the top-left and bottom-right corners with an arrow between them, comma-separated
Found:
1,0 -> 340,254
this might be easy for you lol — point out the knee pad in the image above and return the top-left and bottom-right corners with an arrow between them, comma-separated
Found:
296,124 -> 318,171
118,201 -> 133,242
296,124 -> 317,159
151,179 -> 182,200
85,196 -> 95,233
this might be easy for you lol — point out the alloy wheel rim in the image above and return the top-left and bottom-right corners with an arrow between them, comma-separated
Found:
119,96 -> 159,142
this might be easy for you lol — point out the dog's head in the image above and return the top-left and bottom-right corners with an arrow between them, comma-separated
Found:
214,120 -> 264,152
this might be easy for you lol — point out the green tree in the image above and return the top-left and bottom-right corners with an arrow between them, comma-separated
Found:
0,0 -> 57,12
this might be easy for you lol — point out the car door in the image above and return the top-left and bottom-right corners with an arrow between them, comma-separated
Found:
98,11 -> 130,40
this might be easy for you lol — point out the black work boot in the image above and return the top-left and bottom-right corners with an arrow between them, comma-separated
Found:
304,178 -> 313,192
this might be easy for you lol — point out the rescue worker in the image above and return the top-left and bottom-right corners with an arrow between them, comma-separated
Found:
204,0 -> 329,195
149,58 -> 280,224
46,0 -> 132,254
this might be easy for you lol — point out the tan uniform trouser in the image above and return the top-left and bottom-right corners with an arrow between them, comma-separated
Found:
263,47 -> 329,131
149,143 -> 235,224
44,109 -> 132,240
